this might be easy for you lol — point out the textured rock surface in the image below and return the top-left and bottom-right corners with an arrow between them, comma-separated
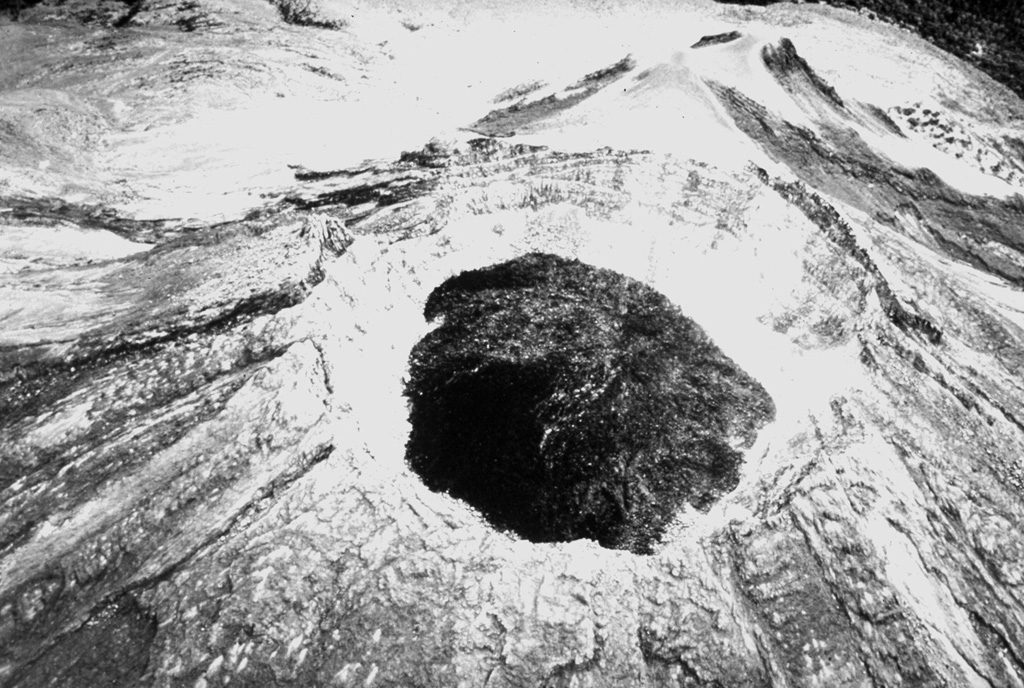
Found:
3,1 -> 1024,687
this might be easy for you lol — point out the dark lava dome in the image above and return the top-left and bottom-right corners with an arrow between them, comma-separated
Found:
404,253 -> 775,554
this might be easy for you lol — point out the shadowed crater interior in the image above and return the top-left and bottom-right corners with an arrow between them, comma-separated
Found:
404,253 -> 775,554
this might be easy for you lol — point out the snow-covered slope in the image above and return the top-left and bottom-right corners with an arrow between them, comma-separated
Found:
3,1 -> 1024,687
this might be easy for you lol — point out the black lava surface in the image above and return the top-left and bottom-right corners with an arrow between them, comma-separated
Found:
404,253 -> 775,554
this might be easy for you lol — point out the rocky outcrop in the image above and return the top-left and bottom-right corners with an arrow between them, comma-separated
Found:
470,56 -> 638,138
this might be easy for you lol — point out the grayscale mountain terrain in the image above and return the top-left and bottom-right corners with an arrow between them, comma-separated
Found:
3,1 -> 1024,686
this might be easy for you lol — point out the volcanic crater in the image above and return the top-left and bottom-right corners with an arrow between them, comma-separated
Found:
404,252 -> 776,554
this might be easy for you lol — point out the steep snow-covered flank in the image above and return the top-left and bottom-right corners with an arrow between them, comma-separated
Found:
469,27 -> 1022,200
5,1 -> 1024,686
5,0 -> 1021,221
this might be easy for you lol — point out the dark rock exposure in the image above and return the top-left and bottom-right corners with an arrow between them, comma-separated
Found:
405,253 -> 775,554
761,38 -> 845,109
470,55 -> 637,138
691,30 -> 743,49
10,595 -> 157,688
